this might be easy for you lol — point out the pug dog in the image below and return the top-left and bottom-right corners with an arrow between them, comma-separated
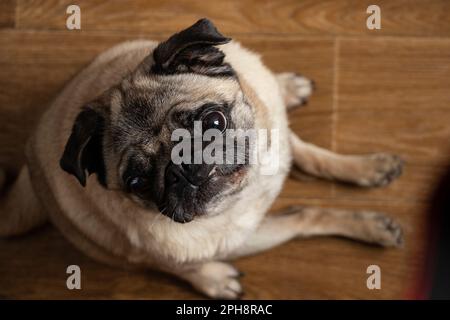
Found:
0,19 -> 404,299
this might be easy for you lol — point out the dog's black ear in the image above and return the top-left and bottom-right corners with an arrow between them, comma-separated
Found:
152,18 -> 234,76
60,107 -> 106,187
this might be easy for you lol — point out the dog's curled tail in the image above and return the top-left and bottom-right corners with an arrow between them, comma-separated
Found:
0,166 -> 47,237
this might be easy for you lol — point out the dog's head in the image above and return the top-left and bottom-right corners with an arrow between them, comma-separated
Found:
60,19 -> 258,223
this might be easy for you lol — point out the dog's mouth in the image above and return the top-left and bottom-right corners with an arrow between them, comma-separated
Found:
158,164 -> 247,223
158,178 -> 203,223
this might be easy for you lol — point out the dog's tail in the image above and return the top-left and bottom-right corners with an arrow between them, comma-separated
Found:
0,165 -> 47,237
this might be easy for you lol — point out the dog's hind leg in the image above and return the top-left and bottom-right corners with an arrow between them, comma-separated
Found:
0,166 -> 47,237
290,131 -> 404,187
228,206 -> 403,259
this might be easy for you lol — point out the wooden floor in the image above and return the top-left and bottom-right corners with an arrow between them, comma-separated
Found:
1,0 -> 450,299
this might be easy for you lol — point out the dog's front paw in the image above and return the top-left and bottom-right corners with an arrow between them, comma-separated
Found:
357,211 -> 404,247
189,262 -> 244,299
277,72 -> 314,109
357,153 -> 404,187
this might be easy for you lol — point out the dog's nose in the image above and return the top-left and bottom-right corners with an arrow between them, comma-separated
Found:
166,163 -> 214,187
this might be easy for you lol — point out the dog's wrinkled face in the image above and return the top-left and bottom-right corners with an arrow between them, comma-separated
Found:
106,72 -> 254,223
60,19 -> 256,223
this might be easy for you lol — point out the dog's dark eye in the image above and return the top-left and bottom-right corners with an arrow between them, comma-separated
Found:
202,111 -> 227,132
126,176 -> 150,195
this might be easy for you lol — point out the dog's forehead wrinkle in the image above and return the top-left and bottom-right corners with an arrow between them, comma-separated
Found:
118,139 -> 159,174
131,71 -> 160,89
153,72 -> 240,99
117,92 -> 162,132
120,71 -> 240,114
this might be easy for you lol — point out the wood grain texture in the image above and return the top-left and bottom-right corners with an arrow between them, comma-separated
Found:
335,109 -> 450,167
332,165 -> 445,203
0,226 -> 198,299
333,37 -> 450,209
0,0 -> 15,29
338,38 -> 450,112
243,37 -> 335,113
16,0 -> 450,37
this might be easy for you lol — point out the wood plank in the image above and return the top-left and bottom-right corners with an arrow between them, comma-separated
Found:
334,109 -> 450,167
338,38 -> 450,111
0,226 -> 198,299
334,37 -> 450,204
0,0 -> 15,29
16,0 -> 450,37
336,38 -> 450,169
282,164 -> 444,203
243,37 -> 335,113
